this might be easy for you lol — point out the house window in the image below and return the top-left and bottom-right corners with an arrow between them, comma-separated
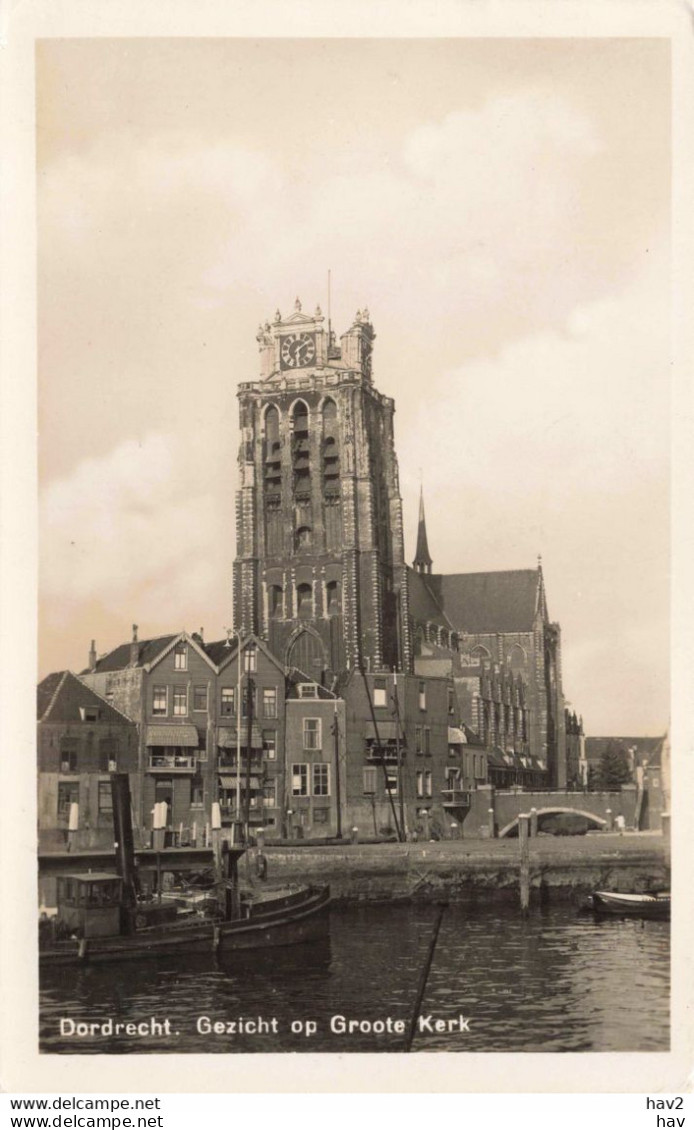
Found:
262,731 -> 277,760
373,677 -> 387,708
292,764 -> 308,796
313,808 -> 329,824
57,782 -> 79,818
241,686 -> 257,718
303,718 -> 321,750
60,748 -> 78,773
220,688 -> 235,716
415,726 -> 423,755
416,770 -> 424,798
80,706 -> 100,723
263,780 -> 277,808
263,687 -> 277,718
312,763 -> 330,796
193,686 -> 208,712
173,687 -> 187,716
448,687 -> 455,715
424,727 -> 431,755
98,737 -> 117,772
363,767 -> 377,794
244,643 -> 257,673
424,770 -> 432,798
384,768 -> 398,795
174,642 -> 187,670
418,682 -> 427,711
98,781 -> 113,813
153,686 -> 167,716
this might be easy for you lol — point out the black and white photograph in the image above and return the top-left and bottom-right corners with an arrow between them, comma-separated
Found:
2,0 -> 692,1096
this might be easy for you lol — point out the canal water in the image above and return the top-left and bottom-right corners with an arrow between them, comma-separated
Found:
40,903 -> 669,1054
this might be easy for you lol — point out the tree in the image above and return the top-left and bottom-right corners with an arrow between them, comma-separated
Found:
597,741 -> 632,789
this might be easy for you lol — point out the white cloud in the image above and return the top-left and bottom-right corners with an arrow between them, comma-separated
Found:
40,432 -> 224,618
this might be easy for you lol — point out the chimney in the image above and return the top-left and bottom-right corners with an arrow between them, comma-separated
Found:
88,639 -> 97,670
129,624 -> 139,667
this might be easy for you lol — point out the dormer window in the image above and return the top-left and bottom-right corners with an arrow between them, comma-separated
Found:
79,706 -> 100,723
298,683 -> 318,699
174,642 -> 187,670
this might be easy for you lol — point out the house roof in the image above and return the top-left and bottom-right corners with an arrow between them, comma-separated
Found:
85,635 -> 178,674
427,569 -> 543,634
37,670 -> 134,725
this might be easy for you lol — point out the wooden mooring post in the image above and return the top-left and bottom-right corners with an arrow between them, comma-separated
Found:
518,813 -> 531,915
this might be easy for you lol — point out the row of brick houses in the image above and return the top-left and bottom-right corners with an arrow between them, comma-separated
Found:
38,301 -> 580,846
38,625 -> 543,848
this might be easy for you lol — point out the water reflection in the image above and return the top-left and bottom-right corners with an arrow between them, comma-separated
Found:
40,904 -> 669,1054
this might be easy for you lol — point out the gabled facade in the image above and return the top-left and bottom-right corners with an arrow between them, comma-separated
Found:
37,670 -> 138,850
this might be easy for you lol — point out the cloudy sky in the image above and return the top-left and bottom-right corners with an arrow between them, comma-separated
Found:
37,38 -> 670,734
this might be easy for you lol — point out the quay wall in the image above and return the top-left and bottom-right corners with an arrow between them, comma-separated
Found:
261,834 -> 669,903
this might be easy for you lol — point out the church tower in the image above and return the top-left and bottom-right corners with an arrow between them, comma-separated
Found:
233,299 -> 411,681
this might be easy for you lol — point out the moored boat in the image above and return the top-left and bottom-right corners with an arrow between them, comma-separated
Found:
39,773 -> 330,966
39,878 -> 331,965
585,890 -> 670,920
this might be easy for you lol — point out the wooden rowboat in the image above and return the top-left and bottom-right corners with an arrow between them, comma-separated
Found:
587,890 -> 670,920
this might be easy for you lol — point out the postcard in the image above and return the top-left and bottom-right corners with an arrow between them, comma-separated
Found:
1,0 -> 693,1096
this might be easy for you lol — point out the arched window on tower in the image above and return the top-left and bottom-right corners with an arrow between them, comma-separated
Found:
263,405 -> 282,555
322,399 -> 341,552
269,585 -> 283,619
295,526 -> 312,552
326,579 -> 341,616
292,401 -> 310,498
296,583 -> 313,619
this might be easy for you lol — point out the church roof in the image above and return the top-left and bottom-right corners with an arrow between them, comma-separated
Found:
407,567 -> 453,630
426,569 -> 542,634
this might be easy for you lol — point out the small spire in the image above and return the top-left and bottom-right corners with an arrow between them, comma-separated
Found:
413,487 -> 433,575
294,297 -> 302,312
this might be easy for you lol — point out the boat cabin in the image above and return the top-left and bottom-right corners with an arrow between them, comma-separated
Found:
56,873 -> 123,938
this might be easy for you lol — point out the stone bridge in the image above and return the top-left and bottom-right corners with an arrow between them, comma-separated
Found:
464,786 -> 639,838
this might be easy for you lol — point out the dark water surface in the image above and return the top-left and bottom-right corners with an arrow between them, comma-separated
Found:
40,903 -> 669,1054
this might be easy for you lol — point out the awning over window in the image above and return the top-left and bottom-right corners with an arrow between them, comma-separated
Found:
218,725 -> 263,748
364,721 -> 399,742
146,725 -> 199,747
447,726 -> 467,745
218,775 -> 261,790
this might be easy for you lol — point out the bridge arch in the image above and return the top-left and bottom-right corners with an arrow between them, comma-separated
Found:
498,807 -> 607,838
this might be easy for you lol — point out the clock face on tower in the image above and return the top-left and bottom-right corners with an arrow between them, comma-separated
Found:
280,332 -> 316,370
